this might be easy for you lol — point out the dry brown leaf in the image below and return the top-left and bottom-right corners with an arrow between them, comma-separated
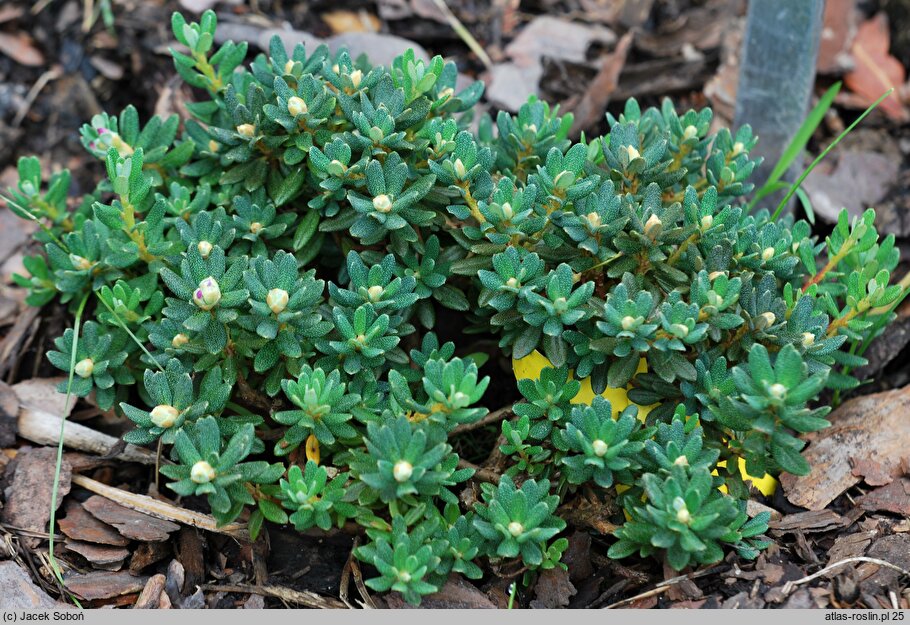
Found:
322,10 -> 380,34
0,32 -> 44,67
843,13 -> 908,120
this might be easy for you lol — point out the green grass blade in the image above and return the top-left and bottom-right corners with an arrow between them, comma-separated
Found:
771,89 -> 893,222
48,292 -> 89,608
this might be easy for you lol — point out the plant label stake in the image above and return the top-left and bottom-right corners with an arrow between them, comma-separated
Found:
734,0 -> 825,208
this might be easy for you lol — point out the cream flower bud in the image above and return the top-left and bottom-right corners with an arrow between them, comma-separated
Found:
700,215 -> 714,230
676,505 -> 692,525
197,240 -> 213,259
501,202 -> 514,220
508,521 -> 524,537
644,214 -> 662,238
393,460 -> 413,482
74,358 -> 94,378
367,285 -> 384,302
673,455 -> 689,467
671,323 -> 690,338
453,158 -> 467,179
208,140 -> 219,153
769,383 -> 788,401
801,332 -> 815,346
505,277 -> 519,289
372,194 -> 392,213
756,311 -> 776,329
586,212 -> 602,228
287,96 -> 308,117
398,570 -> 412,583
761,247 -> 775,262
626,145 -> 641,161
621,316 -> 637,331
267,288 -> 289,314
191,460 -> 216,484
732,141 -> 745,156
171,333 -> 190,348
592,439 -> 608,457
193,276 -> 221,310
150,404 -> 180,428
350,69 -> 363,88
250,222 -> 263,234
683,125 -> 698,141
70,254 -> 93,271
236,123 -> 255,138
284,59 -> 295,74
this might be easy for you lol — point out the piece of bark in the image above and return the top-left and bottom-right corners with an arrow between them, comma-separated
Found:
0,447 -> 71,548
83,495 -> 180,542
133,574 -> 167,609
383,575 -> 496,609
781,385 -> 910,510
567,31 -> 633,137
12,377 -> 72,418
530,566 -> 577,608
769,509 -> 850,534
857,534 -> 910,592
0,561 -> 64,609
175,527 -> 206,593
64,570 -> 148,601
0,380 -> 18,447
129,540 -> 173,574
826,531 -> 877,568
65,541 -> 130,567
856,477 -> 910,515
58,500 -> 129,546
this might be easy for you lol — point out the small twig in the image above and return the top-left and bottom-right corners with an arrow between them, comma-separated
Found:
779,557 -> 910,598
71,474 -> 249,540
429,0 -> 493,71
200,584 -> 347,609
451,405 -> 513,435
13,66 -> 63,128
603,565 -> 726,609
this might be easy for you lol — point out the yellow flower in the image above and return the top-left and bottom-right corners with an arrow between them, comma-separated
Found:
512,350 -> 777,498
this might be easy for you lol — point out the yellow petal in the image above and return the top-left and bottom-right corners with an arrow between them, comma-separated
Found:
305,434 -> 320,465
511,350 -> 656,421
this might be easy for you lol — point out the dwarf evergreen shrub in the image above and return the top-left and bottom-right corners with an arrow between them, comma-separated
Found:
4,10 -> 902,604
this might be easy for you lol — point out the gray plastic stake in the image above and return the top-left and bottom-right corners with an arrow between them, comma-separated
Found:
734,0 -> 825,200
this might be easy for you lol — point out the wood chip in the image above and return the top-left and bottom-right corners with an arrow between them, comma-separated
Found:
65,541 -> 130,567
133,574 -> 167,609
567,31 -> 633,136
384,574 -> 496,609
129,540 -> 173,574
0,561 -> 65,609
827,531 -> 877,568
0,447 -> 71,548
0,32 -> 44,67
58,501 -> 129,546
0,379 -> 18,447
64,570 -> 148,601
857,477 -> 910,515
83,495 -> 180,542
781,385 -> 910,510
769,509 -> 850,534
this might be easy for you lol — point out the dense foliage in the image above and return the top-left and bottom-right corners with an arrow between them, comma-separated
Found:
4,10 -> 902,605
